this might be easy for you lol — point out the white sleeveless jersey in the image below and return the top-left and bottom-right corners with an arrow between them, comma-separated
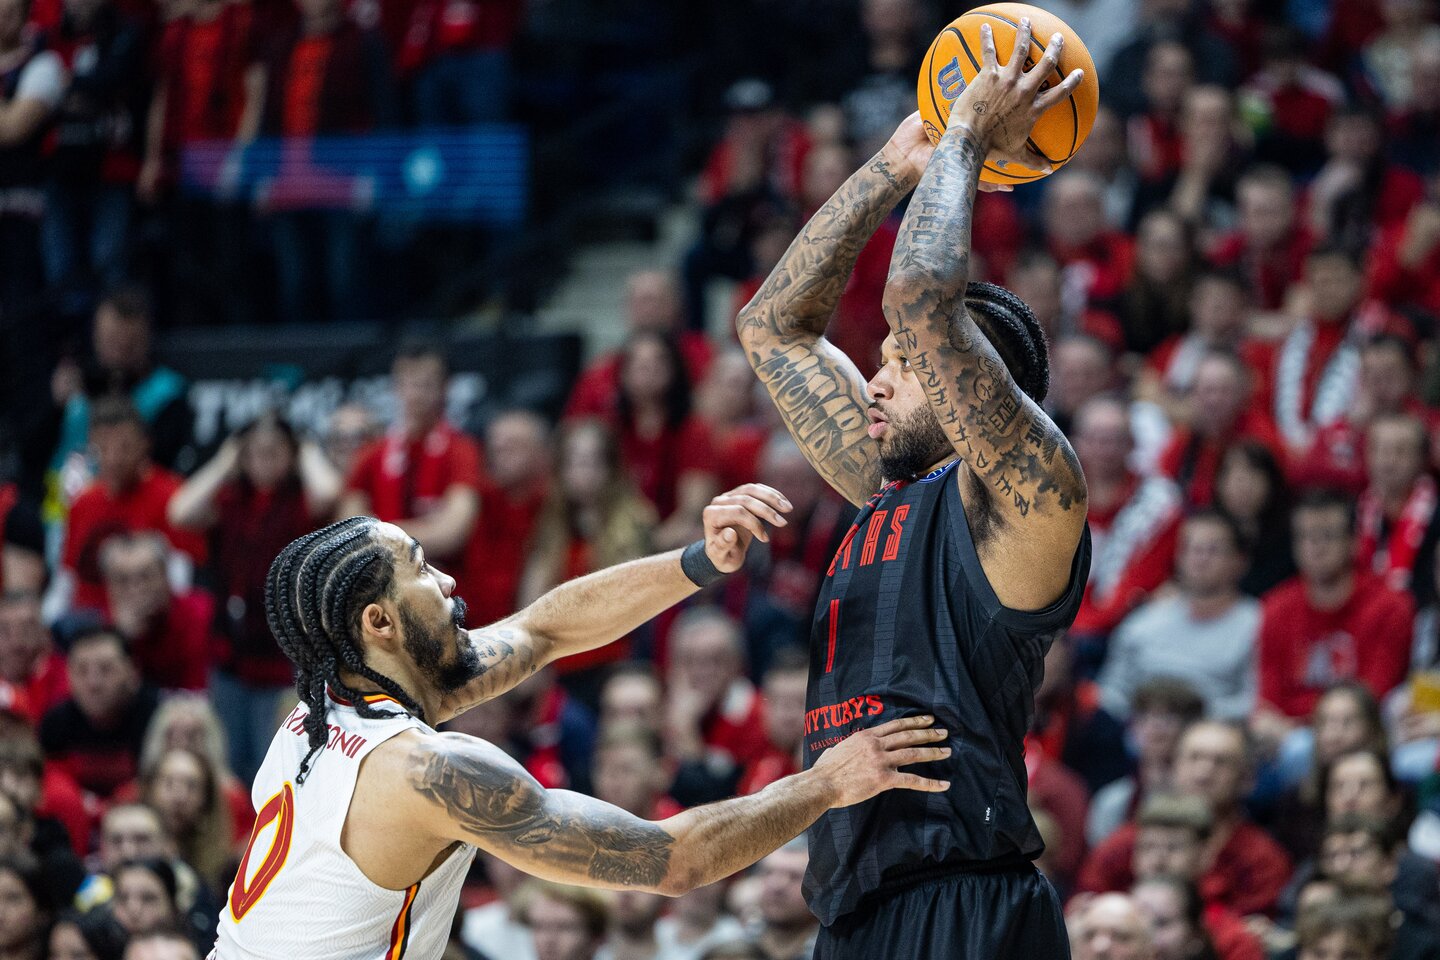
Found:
213,690 -> 475,960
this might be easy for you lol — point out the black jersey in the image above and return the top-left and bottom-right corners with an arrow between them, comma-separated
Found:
801,460 -> 1091,926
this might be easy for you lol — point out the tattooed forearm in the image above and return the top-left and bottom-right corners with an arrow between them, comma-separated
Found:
412,739 -> 674,888
884,126 -> 1085,522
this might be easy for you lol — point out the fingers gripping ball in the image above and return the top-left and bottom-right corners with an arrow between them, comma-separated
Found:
918,2 -> 1099,184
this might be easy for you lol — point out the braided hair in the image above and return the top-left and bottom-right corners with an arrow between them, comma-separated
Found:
963,281 -> 1050,404
264,517 -> 428,784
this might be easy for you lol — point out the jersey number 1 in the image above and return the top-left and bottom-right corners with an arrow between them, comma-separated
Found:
229,783 -> 296,921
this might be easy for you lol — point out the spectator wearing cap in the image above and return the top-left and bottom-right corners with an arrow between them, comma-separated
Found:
1208,165 -> 1314,311
97,533 -> 213,692
1044,171 -> 1136,307
0,592 -> 68,723
1306,106 -> 1425,249
1068,892 -> 1156,960
1069,397 -> 1183,638
56,398 -> 205,617
1355,414 -> 1435,592
1368,167 -> 1440,319
747,840 -> 817,960
1080,721 -> 1293,917
1089,679 -> 1206,847
1100,511 -> 1259,723
340,341 -> 481,575
38,627 -> 157,800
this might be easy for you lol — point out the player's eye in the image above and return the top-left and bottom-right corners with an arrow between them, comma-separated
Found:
900,356 -> 912,370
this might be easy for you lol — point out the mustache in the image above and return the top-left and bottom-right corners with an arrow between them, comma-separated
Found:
450,596 -> 469,630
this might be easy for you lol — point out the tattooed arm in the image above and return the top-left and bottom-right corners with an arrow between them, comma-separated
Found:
884,20 -> 1088,608
436,484 -> 791,721
734,126 -> 937,506
406,716 -> 950,894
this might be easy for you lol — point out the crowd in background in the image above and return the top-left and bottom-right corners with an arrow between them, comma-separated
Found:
2,0 -> 1440,958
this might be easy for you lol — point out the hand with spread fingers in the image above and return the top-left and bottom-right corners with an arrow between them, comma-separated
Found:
947,17 -> 1085,173
702,482 -> 793,572
811,715 -> 953,807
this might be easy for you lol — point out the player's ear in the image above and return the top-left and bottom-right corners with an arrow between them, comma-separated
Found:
359,601 -> 397,648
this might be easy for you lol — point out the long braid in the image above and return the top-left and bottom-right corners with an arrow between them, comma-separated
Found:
964,280 -> 1051,404
264,517 -> 428,784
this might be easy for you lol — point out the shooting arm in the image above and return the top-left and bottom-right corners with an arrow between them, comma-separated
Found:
736,146 -> 921,505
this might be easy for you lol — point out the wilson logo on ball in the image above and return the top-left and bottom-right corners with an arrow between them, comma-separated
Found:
938,57 -> 965,101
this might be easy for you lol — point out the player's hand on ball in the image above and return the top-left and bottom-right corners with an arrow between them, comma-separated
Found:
949,17 -> 1084,173
885,112 -> 1013,192
702,483 -> 793,573
813,715 -> 952,807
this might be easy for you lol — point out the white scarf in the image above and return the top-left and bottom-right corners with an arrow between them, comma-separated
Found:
1089,475 -> 1183,600
1274,321 -> 1360,450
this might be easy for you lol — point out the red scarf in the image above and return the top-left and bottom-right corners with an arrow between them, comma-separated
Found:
1357,475 -> 1437,591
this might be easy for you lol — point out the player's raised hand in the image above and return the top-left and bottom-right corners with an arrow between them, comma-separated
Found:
886,112 -> 1014,192
702,483 -> 793,573
811,715 -> 952,807
947,17 -> 1084,172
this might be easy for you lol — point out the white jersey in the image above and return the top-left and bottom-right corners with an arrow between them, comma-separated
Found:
213,690 -> 475,960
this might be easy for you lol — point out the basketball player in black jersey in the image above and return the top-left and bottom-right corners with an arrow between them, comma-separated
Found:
738,20 -> 1090,959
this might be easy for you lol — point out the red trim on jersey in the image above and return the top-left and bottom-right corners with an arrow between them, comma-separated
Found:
825,599 -> 840,673
326,686 -> 404,709
387,881 -> 420,960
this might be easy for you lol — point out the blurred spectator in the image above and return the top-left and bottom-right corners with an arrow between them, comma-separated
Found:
737,648 -> 805,796
1292,334 -> 1434,497
664,608 -> 765,807
1027,724 -> 1092,895
1368,168 -> 1440,318
399,0 -> 524,125
1048,336 -> 1117,437
1293,893 -> 1394,960
1356,414 -> 1434,591
134,748 -> 231,894
652,882 -> 743,960
0,749 -> 82,908
321,401 -> 380,478
38,626 -> 157,800
1255,490 -> 1414,729
124,929 -> 200,960
0,486 -> 43,595
694,351 -> 766,495
1128,41 -> 1194,185
1387,41 -> 1440,173
1147,86 -> 1244,243
592,724 -> 677,820
521,421 -> 655,687
1215,441 -> 1296,596
515,880 -> 609,960
1316,815 -> 1440,955
462,852 -> 536,960
1044,171 -> 1136,307
747,841 -> 815,960
597,888 -> 666,960
40,0 -> 148,310
0,853 -> 50,960
1157,352 -> 1283,508
445,667 -> 595,791
40,287 -> 193,498
1103,0 -> 1238,119
1240,26 -> 1344,176
1069,397 -> 1182,638
0,730 -> 88,864
74,802 -> 169,912
0,591 -> 69,721
1042,0 -> 1139,89
1358,0 -> 1440,109
1007,250 -> 1124,352
47,909 -> 127,960
1089,679 -> 1206,847
56,397 -> 204,616
110,858 -> 179,939
607,332 -> 719,548
1079,720 -> 1293,917
1136,270 -> 1252,425
242,0 -> 398,323
168,414 -> 337,780
1209,165 -> 1313,311
462,409 -> 550,628
1068,892 -> 1155,960
1113,210 -> 1196,355
1100,511 -> 1258,722
97,532 -> 212,691
1204,0 -> 1265,79
1070,106 -> 1141,231
1032,638 -> 1131,795
340,342 -> 481,571
597,663 -> 662,735
1306,106 -> 1425,248
567,269 -> 714,418
1131,875 -> 1258,960
0,0 -> 65,410
835,0 -> 923,158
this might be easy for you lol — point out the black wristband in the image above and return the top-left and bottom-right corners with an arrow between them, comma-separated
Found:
680,540 -> 725,588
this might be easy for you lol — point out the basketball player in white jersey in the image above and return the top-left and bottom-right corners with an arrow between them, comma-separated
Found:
212,484 -> 951,959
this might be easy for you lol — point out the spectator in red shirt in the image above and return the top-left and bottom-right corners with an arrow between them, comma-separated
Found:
1159,352 -> 1285,508
693,351 -> 767,497
1078,720 -> 1294,917
1070,397 -> 1183,638
664,608 -> 766,807
608,332 -> 720,548
1355,414 -> 1435,592
168,414 -> 338,781
592,723 -> 680,821
1241,26 -> 1344,177
1368,169 -> 1440,318
38,627 -> 158,801
0,593 -> 68,723
340,342 -> 482,576
1306,106 -> 1425,250
1209,165 -> 1314,311
738,647 -> 806,797
1008,250 -> 1125,353
1045,170 -> 1137,307
402,0 -> 525,124
1137,269 -> 1253,426
0,728 -> 89,863
1255,490 -> 1414,735
58,398 -> 205,615
97,532 -> 213,692
1127,40 -> 1193,185
461,409 -> 551,628
565,268 -> 715,419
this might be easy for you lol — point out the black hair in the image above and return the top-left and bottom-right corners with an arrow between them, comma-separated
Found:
54,909 -> 128,960
764,645 -> 810,679
1319,749 -> 1400,823
115,858 -> 178,908
1362,332 -> 1415,366
1192,265 -> 1249,296
234,414 -> 302,496
97,284 -> 153,324
1307,240 -> 1364,270
1132,876 -> 1219,960
617,330 -> 693,429
0,852 -> 49,917
265,517 -> 425,783
1184,506 -> 1251,556
88,395 -> 146,433
963,281 -> 1050,404
1293,487 -> 1358,529
393,338 -> 450,379
67,626 -> 131,661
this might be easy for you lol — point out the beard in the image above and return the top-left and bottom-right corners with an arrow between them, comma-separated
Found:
400,595 -> 483,694
877,401 -> 952,482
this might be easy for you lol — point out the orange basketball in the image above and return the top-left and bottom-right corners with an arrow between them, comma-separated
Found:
917,2 -> 1099,184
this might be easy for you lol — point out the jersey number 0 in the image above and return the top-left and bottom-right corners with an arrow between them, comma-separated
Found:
229,783 -> 296,921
